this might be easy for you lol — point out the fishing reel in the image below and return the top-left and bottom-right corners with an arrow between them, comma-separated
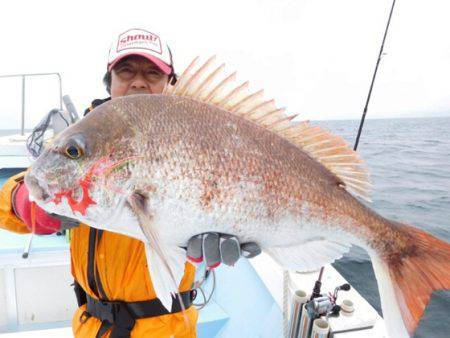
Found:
289,278 -> 352,338
307,283 -> 351,317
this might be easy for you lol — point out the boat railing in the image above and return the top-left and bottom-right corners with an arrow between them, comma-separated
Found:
0,73 -> 63,136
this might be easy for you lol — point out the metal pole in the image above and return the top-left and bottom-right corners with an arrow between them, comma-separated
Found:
283,270 -> 290,338
56,73 -> 63,109
310,266 -> 324,300
21,76 -> 25,136
22,233 -> 34,259
0,73 -> 62,135
354,0 -> 397,151
0,72 -> 62,79
63,95 -> 80,122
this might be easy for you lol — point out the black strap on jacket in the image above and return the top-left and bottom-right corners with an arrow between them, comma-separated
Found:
87,228 -> 107,299
76,225 -> 197,338
84,97 -> 111,116
74,280 -> 196,338
85,227 -> 109,336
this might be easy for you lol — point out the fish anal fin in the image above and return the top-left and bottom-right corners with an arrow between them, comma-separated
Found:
167,57 -> 372,199
266,238 -> 350,272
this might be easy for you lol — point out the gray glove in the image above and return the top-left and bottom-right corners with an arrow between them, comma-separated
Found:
187,233 -> 261,268
49,213 -> 80,230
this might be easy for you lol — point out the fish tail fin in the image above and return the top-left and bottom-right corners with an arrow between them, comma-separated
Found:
371,222 -> 450,337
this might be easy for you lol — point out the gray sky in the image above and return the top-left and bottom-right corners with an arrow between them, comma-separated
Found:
1,0 -> 449,130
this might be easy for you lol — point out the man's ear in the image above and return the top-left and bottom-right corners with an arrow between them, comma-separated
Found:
169,73 -> 177,86
103,71 -> 112,94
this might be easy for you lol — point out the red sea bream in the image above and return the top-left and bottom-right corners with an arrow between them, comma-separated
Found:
25,57 -> 450,338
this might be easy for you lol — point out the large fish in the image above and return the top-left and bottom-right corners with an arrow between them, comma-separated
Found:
25,56 -> 450,337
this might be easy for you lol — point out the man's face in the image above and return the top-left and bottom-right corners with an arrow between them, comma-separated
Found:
110,55 -> 169,98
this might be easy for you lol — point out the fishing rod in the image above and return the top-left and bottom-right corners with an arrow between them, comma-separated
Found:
295,2 -> 398,336
354,0 -> 397,151
312,0 -> 397,290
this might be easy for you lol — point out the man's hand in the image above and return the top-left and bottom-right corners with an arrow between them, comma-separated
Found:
187,233 -> 261,268
48,213 -> 80,231
12,182 -> 80,234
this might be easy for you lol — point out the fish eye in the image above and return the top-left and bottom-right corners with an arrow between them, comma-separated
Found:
65,145 -> 82,159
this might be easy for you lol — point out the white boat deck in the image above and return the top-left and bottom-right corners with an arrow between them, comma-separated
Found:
0,255 -> 387,338
250,253 -> 387,337
0,133 -> 31,169
0,327 -> 72,338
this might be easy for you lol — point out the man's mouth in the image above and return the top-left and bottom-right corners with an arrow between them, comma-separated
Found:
126,90 -> 153,96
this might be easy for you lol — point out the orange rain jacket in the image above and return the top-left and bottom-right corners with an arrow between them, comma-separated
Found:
0,166 -> 198,336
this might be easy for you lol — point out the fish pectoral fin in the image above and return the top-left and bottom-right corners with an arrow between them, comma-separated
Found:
128,191 -> 186,311
265,238 -> 350,272
144,243 -> 187,311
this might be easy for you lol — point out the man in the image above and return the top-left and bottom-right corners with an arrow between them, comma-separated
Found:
0,28 -> 259,338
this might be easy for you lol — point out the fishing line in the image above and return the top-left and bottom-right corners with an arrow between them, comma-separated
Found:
193,269 -> 216,310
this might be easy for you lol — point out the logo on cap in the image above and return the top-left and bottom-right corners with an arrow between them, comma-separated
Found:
116,29 -> 162,55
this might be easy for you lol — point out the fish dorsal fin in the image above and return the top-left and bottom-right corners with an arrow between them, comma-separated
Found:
164,57 -> 371,200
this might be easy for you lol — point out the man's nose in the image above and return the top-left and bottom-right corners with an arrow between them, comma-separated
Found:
130,73 -> 148,89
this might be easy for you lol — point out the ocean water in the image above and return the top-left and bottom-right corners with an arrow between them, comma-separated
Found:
316,117 -> 450,338
1,118 -> 449,336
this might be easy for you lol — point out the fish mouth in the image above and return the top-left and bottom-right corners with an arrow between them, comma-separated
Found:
24,173 -> 53,203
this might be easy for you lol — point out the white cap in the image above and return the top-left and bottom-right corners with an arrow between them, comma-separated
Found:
107,28 -> 173,74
